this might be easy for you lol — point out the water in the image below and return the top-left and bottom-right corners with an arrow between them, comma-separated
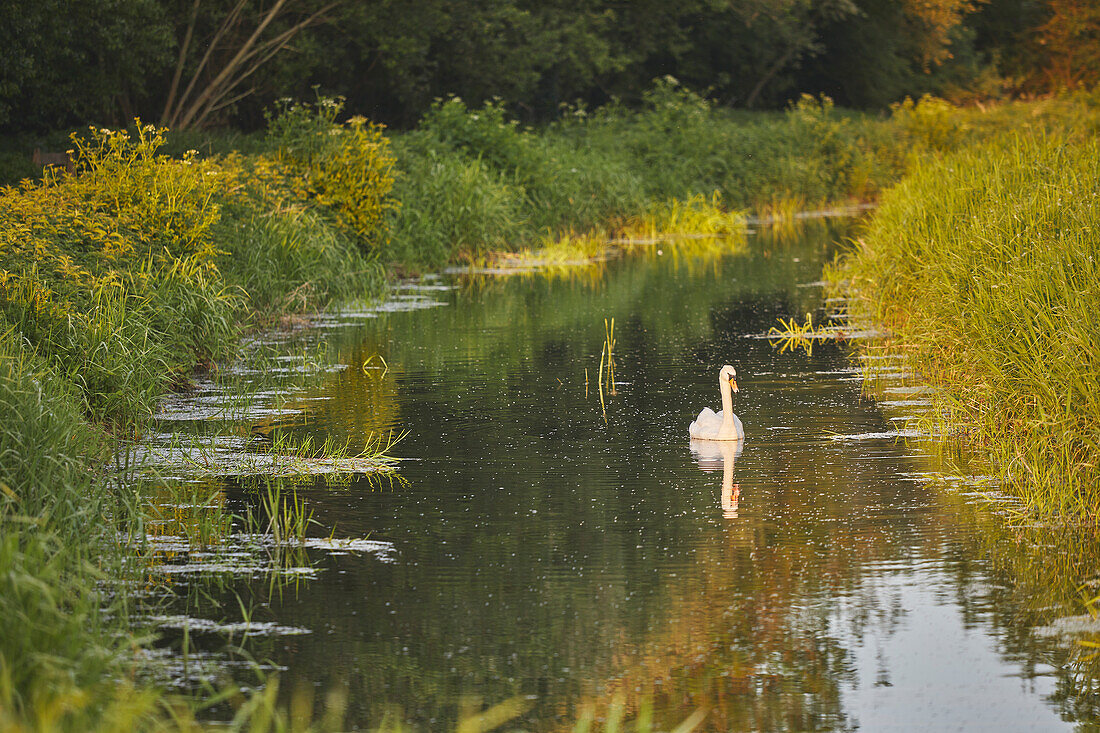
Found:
148,221 -> 1099,730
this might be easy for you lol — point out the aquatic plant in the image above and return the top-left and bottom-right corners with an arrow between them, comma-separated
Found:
768,314 -> 839,356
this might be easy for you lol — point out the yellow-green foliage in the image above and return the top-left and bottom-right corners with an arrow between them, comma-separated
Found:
626,192 -> 746,239
0,122 -> 239,425
835,130 -> 1100,516
890,91 -> 1100,159
66,125 -> 222,261
263,97 -> 398,251
890,95 -> 969,150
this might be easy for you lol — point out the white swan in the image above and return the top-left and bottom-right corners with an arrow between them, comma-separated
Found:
688,365 -> 744,441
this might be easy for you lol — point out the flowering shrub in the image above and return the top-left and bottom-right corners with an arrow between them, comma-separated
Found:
0,120 -> 238,425
263,96 -> 398,251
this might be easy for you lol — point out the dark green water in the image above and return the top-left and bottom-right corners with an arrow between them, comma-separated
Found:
155,221 -> 1100,731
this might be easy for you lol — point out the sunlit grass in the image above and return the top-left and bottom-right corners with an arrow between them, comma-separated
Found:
831,130 -> 1100,517
620,193 -> 746,242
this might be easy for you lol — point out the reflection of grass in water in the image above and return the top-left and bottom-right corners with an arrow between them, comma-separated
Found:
568,696 -> 706,733
368,693 -> 703,733
768,313 -> 839,355
475,193 -> 748,278
841,339 -> 1100,711
144,481 -> 232,552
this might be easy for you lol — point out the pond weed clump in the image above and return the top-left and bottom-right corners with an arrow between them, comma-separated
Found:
834,129 -> 1100,517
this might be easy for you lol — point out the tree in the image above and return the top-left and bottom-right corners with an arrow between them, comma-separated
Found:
802,0 -> 987,108
160,0 -> 340,130
1032,0 -> 1100,89
0,0 -> 171,131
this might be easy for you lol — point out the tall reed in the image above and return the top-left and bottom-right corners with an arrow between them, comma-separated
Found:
832,130 -> 1100,516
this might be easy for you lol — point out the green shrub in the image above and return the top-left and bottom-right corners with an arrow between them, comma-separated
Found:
386,142 -> 525,267
418,97 -> 538,178
265,97 -> 398,252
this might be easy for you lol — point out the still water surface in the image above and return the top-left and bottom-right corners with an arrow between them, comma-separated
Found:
160,221 -> 1094,730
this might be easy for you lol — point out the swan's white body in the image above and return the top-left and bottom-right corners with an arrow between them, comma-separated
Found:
688,365 -> 744,441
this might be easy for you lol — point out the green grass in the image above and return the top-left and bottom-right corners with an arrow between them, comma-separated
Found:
380,88 -> 896,270
214,206 -> 385,320
831,129 -> 1100,517
0,115 -> 393,729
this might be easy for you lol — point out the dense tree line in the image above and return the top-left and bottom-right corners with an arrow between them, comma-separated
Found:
0,0 -> 1095,133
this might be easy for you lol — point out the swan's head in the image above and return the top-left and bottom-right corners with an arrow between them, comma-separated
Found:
720,364 -> 739,393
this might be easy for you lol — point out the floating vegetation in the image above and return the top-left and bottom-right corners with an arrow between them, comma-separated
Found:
124,429 -> 402,480
465,194 -> 751,280
767,313 -> 844,355
139,524 -> 395,574
827,429 -> 927,442
150,615 -> 312,639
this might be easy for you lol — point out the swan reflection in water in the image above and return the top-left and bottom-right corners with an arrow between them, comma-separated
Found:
690,439 -> 743,518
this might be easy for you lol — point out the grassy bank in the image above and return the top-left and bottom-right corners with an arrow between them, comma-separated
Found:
832,117 -> 1100,517
372,85 -> 1100,270
382,85 -> 899,269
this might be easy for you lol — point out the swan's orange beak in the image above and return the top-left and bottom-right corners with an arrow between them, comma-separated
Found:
729,376 -> 739,393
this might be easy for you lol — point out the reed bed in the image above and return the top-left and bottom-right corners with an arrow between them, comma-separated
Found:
832,130 -> 1100,517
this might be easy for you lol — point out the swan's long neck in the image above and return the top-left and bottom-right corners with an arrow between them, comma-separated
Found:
719,374 -> 735,436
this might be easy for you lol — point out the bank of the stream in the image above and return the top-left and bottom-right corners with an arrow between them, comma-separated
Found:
2,87 -> 1099,730
831,117 -> 1100,518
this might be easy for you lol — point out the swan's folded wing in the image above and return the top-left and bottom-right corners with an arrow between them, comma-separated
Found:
689,407 -> 722,438
695,407 -> 718,423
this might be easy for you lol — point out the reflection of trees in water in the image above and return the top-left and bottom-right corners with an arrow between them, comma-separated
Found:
251,220 -> 927,729
315,219 -> 850,389
866,381 -> 1100,727
284,335 -> 402,448
558,415 -> 950,729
